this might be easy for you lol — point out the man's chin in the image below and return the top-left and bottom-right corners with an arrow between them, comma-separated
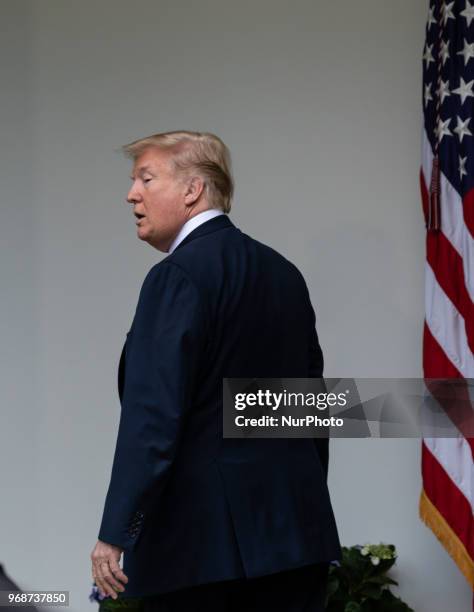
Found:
136,227 -> 150,242
136,229 -> 166,251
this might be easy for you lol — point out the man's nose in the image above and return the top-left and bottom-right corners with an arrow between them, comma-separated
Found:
127,184 -> 142,204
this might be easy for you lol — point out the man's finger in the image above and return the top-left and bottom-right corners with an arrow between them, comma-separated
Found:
100,561 -> 125,594
95,575 -> 116,600
109,557 -> 128,585
94,562 -> 119,600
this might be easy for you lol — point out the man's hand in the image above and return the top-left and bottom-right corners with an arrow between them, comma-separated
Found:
90,540 -> 128,600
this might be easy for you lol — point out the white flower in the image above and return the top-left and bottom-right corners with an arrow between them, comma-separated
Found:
370,556 -> 380,566
360,546 -> 370,556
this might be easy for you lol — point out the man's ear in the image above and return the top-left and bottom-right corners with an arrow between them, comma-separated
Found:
184,175 -> 205,206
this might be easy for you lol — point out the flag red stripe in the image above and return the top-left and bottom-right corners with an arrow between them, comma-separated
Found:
423,322 -> 462,378
462,188 -> 474,240
422,441 -> 474,559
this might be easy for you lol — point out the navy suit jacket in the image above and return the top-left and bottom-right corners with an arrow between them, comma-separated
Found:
98,214 -> 341,597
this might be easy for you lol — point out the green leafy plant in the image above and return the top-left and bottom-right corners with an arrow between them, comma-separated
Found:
97,596 -> 144,611
89,585 -> 144,610
325,544 -> 414,612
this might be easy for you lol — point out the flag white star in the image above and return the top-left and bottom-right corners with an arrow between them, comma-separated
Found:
461,0 -> 474,26
454,116 -> 472,141
459,155 -> 467,180
436,117 -> 452,142
423,44 -> 435,68
440,39 -> 450,65
453,77 -> 474,103
424,84 -> 433,107
427,6 -> 436,28
457,38 -> 474,65
438,79 -> 451,103
442,1 -> 455,25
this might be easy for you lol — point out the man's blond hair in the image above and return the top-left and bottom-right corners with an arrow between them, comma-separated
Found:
122,130 -> 234,213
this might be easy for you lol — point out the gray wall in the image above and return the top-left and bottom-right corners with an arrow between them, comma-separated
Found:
1,1 -> 471,610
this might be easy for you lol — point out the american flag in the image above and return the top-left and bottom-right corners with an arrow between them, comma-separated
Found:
420,0 -> 474,594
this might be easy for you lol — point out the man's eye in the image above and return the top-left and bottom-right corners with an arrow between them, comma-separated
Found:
143,178 -> 152,184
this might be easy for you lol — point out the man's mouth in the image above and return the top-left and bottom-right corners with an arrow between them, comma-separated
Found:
134,213 -> 145,220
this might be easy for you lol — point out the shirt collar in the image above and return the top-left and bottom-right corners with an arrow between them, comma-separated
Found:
168,209 -> 225,254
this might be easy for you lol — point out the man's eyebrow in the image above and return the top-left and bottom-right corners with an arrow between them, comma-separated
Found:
129,165 -> 154,180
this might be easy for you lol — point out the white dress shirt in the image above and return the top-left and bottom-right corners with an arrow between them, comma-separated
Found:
168,209 -> 225,254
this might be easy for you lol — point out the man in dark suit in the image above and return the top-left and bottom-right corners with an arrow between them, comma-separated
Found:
91,131 -> 341,611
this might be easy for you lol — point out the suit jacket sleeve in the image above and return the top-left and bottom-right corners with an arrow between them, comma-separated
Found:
305,284 -> 329,482
98,261 -> 207,551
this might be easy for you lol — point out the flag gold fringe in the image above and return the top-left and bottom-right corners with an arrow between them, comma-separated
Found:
419,489 -> 474,590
